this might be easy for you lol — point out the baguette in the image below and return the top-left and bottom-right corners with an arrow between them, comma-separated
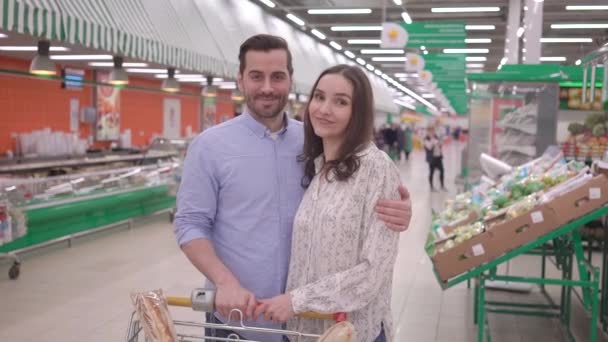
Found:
131,289 -> 179,342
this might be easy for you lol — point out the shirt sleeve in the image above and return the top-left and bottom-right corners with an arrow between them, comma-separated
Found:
173,134 -> 220,247
290,158 -> 401,314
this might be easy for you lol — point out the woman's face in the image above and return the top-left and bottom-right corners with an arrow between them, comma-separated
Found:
308,74 -> 353,142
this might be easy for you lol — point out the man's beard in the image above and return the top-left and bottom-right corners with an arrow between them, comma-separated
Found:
246,93 -> 288,119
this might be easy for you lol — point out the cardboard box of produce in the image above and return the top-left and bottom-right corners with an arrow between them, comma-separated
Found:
546,175 -> 608,226
435,211 -> 479,238
486,204 -> 559,254
432,204 -> 559,283
432,230 -> 503,283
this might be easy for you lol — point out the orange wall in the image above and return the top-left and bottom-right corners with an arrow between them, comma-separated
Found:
0,56 -> 202,153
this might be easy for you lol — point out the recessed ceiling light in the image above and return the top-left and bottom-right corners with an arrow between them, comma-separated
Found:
356,58 -> 366,65
331,26 -> 383,31
310,29 -> 326,40
347,39 -> 382,44
443,48 -> 489,54
361,49 -> 405,54
257,0 -> 276,8
366,64 -> 375,71
90,62 -> 148,67
541,37 -> 593,43
372,57 -> 407,62
465,25 -> 496,30
329,41 -> 343,50
551,23 -> 608,29
566,5 -> 608,10
393,0 -> 403,5
286,13 -> 305,26
50,54 -> 112,60
401,12 -> 412,24
344,50 -> 356,58
0,46 -> 68,51
431,7 -> 500,13
308,8 -> 372,14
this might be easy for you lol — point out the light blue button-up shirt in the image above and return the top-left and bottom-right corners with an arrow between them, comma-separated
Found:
174,111 -> 305,341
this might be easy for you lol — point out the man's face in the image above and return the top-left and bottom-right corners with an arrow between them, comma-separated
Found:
238,49 -> 292,120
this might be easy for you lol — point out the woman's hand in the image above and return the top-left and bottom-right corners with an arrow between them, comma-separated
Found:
254,294 -> 295,323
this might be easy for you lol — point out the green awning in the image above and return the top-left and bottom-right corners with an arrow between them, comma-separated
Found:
1,0 -> 229,77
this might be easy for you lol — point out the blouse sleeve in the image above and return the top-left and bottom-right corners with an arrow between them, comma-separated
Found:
290,157 -> 402,314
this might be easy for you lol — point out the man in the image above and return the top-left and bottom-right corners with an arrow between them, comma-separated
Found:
174,34 -> 412,341
424,126 -> 446,191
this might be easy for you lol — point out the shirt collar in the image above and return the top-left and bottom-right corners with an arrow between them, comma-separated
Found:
241,110 -> 289,139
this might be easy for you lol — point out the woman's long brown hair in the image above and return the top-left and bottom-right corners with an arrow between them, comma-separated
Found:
299,64 -> 375,187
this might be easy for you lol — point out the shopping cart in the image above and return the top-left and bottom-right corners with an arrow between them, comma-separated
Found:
126,288 -> 349,342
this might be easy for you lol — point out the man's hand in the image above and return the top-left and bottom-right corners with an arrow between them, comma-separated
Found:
254,294 -> 295,323
215,281 -> 257,321
376,185 -> 412,232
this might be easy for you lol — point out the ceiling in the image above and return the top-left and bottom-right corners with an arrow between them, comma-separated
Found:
258,0 -> 608,112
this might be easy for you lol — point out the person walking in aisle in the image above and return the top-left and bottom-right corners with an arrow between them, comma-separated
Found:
404,125 -> 413,161
254,64 -> 401,342
395,123 -> 405,162
424,126 -> 446,191
173,34 -> 412,342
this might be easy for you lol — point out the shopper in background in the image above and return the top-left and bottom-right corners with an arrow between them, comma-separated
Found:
374,127 -> 386,152
395,123 -> 405,162
256,64 -> 401,342
174,34 -> 412,342
383,124 -> 398,160
404,125 -> 413,161
424,126 -> 446,191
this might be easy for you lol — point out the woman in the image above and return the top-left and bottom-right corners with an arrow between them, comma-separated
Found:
256,65 -> 402,341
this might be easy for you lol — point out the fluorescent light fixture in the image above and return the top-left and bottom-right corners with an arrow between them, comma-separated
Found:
177,78 -> 207,83
126,68 -> 168,73
575,59 -> 582,65
366,64 -> 375,71
540,56 -> 567,62
566,5 -> 608,10
347,39 -> 381,44
344,50 -> 356,58
394,73 -> 407,77
422,94 -> 435,98
356,58 -> 366,65
540,37 -> 593,43
51,54 -> 112,60
0,33 -> 6,38
423,50 -> 428,55
0,46 -> 68,51
374,69 -> 382,76
257,0 -> 276,8
517,27 -> 525,38
372,57 -> 407,62
401,12 -> 412,24
465,25 -> 495,30
444,48 -> 489,54
466,56 -> 487,62
219,83 -> 237,89
393,0 -> 403,5
286,13 -> 305,26
90,62 -> 148,67
465,38 -> 492,44
394,99 -> 415,110
308,8 -> 371,14
431,7 -> 500,13
331,26 -> 383,31
329,41 -> 343,50
420,46 -> 426,50
552,23 -> 608,29
361,49 -> 404,54
500,57 -> 508,65
467,63 -> 485,68
310,29 -> 326,40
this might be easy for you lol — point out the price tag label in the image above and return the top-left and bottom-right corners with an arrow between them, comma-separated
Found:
531,211 -> 544,224
472,244 -> 485,256
436,227 -> 447,239
590,187 -> 601,200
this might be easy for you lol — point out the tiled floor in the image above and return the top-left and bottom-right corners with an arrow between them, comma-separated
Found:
1,143 -> 608,341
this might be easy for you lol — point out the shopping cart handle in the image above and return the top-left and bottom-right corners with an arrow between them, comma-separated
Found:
167,296 -> 192,307
299,312 -> 347,322
166,296 -> 347,322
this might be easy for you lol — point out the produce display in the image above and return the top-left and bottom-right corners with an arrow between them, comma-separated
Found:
561,112 -> 608,161
496,103 -> 539,166
428,150 -> 588,258
0,202 -> 26,246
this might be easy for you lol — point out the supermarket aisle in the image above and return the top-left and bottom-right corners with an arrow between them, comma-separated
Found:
0,142 -> 605,342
